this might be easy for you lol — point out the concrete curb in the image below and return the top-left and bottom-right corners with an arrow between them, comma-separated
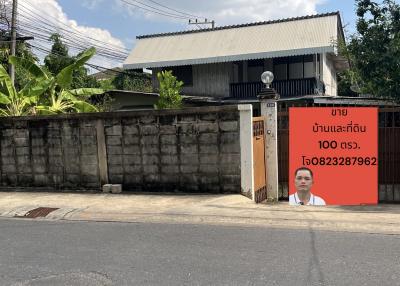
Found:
0,192 -> 399,235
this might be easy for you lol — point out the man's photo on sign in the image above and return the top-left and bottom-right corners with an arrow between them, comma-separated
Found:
289,167 -> 326,206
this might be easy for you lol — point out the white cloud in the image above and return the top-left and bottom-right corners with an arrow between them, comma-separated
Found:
19,0 -> 126,69
118,0 -> 323,26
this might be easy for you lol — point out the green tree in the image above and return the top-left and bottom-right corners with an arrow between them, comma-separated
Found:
342,0 -> 400,99
98,78 -> 116,91
155,70 -> 183,109
112,69 -> 152,92
44,33 -> 100,89
44,34 -> 73,75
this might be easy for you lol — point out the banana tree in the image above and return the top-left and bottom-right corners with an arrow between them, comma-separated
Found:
0,63 -> 52,116
7,47 -> 103,115
35,88 -> 102,114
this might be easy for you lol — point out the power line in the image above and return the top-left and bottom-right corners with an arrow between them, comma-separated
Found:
119,0 -> 190,20
21,1 -> 129,53
29,42 -> 139,79
17,24 -> 127,61
11,0 -> 214,72
145,0 -> 202,19
17,1 -> 129,63
18,2 -> 129,54
17,26 -> 127,63
30,41 -> 123,69
15,30 -> 126,64
14,8 -> 128,65
121,0 -> 213,28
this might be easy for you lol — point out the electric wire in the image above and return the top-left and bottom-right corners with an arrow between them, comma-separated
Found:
29,42 -> 141,79
15,1 -> 129,66
119,0 -> 190,20
20,1 -> 129,54
8,0 -> 211,72
145,0 -> 202,19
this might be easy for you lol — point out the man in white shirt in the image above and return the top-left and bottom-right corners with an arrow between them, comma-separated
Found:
289,167 -> 326,206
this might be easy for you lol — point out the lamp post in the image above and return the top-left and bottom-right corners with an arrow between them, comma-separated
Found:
258,71 -> 279,202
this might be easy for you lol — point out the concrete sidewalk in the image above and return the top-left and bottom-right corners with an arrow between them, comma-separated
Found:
0,191 -> 399,235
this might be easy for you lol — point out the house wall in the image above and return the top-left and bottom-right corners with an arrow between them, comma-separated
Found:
233,59 -> 272,83
321,53 -> 338,96
264,59 -> 273,73
107,91 -> 159,110
0,106 -> 245,194
152,63 -> 233,98
248,65 -> 264,82
186,63 -> 232,98
151,54 -> 339,98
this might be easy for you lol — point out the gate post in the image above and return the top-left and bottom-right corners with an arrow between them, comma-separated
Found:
258,72 -> 279,202
238,104 -> 254,200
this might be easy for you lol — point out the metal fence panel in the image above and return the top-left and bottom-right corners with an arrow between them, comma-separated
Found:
277,101 -> 400,203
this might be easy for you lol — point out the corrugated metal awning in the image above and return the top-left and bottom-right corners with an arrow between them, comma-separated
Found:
124,13 -> 340,69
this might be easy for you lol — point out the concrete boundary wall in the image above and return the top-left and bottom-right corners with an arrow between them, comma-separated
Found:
0,106 -> 251,195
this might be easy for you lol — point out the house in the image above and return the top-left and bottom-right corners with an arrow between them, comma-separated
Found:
101,90 -> 159,111
123,12 -> 348,101
92,67 -> 123,81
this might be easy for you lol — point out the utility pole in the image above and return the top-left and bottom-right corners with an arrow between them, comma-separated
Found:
10,0 -> 18,85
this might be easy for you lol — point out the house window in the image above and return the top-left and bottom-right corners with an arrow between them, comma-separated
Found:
304,55 -> 315,78
273,55 -> 316,80
274,64 -> 287,80
248,59 -> 265,82
164,66 -> 193,86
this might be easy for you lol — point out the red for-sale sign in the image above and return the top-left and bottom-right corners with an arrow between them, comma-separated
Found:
289,107 -> 378,206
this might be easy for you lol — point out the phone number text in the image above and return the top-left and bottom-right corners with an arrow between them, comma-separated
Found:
302,156 -> 377,166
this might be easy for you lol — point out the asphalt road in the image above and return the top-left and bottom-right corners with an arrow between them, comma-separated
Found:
1,218 -> 399,286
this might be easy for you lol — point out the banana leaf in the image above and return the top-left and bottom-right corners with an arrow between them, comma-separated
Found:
61,90 -> 77,101
68,88 -> 104,98
56,65 -> 74,89
19,78 -> 54,100
35,106 -> 57,115
0,65 -> 16,99
9,56 -> 48,79
0,92 -> 11,104
72,100 -> 98,113
74,47 -> 96,67
56,47 -> 96,89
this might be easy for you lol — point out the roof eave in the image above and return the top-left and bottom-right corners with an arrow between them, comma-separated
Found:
123,46 -> 335,70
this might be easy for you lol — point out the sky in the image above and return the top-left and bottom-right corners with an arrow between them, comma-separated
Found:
17,0 -> 361,70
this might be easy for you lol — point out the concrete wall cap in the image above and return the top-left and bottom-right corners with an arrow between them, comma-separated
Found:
238,104 -> 252,111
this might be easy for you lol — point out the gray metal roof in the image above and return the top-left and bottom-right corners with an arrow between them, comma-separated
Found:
124,12 -> 342,69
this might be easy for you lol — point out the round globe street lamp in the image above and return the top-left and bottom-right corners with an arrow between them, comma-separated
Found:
261,71 -> 274,89
258,71 -> 279,100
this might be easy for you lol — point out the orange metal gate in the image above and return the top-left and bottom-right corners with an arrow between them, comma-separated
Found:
253,117 -> 268,203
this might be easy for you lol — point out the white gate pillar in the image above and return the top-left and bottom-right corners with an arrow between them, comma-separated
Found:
258,72 -> 279,202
